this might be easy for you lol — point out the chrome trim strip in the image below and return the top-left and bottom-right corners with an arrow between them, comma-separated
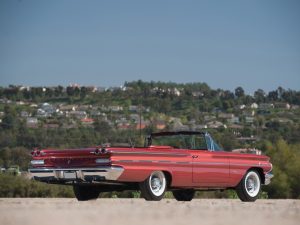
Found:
113,160 -> 267,169
28,166 -> 124,181
118,160 -> 134,163
110,151 -> 188,157
139,160 -> 152,163
230,163 -> 263,167
176,161 -> 190,164
158,160 -> 171,163
115,160 -> 190,164
193,162 -> 228,165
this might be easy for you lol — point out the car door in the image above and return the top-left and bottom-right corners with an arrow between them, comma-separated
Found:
190,134 -> 229,186
191,150 -> 229,186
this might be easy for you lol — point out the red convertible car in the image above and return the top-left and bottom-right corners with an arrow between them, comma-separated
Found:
29,131 -> 273,202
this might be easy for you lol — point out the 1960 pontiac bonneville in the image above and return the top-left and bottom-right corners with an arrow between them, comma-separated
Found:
29,131 -> 273,202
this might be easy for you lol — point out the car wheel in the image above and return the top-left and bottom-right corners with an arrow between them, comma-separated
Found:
236,170 -> 261,202
73,185 -> 101,201
172,189 -> 195,201
139,171 -> 167,201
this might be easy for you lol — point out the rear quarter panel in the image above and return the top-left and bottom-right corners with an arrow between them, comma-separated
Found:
110,147 -> 193,187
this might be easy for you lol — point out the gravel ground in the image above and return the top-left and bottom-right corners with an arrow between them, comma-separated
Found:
0,198 -> 299,225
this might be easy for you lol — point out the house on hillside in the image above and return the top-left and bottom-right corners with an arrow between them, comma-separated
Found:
291,105 -> 299,110
37,103 -> 55,117
135,120 -> 149,130
207,121 -> 225,129
259,103 -> 274,110
20,111 -> 30,118
117,122 -> 131,130
96,87 -> 106,92
68,111 -> 87,119
108,105 -> 123,112
129,105 -> 138,112
169,119 -> 189,131
59,104 -> 77,112
218,113 -> 234,119
192,91 -> 204,97
154,120 -> 166,130
81,118 -> 94,127
239,104 -> 246,110
204,115 -> 216,122
243,110 -> 255,117
78,105 -> 91,111
245,116 -> 255,124
16,101 -> 26,105
250,103 -> 258,109
227,116 -> 240,124
26,117 -> 38,128
274,103 -> 291,110
41,103 -> 55,114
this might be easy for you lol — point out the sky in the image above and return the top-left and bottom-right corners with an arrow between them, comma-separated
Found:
0,0 -> 300,93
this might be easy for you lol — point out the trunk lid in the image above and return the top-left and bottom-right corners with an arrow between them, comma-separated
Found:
32,147 -> 110,168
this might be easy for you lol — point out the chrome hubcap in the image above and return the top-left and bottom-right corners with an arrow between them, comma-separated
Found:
149,171 -> 166,196
151,178 -> 161,190
245,171 -> 260,197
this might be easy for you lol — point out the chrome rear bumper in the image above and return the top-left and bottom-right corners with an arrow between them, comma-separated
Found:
28,166 -> 124,182
265,172 -> 274,185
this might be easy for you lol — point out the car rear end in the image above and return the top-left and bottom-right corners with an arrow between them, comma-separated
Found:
29,147 -> 124,184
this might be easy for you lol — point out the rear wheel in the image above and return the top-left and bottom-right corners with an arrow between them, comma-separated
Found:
236,170 -> 261,202
139,171 -> 167,201
172,189 -> 195,201
73,185 -> 101,201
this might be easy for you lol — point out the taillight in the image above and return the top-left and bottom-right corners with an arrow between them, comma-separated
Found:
31,149 -> 45,157
92,148 -> 108,155
94,148 -> 100,155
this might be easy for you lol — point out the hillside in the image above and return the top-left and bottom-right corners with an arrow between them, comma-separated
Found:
0,81 -> 300,198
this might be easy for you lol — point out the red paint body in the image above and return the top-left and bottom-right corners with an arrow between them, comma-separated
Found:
31,144 -> 272,189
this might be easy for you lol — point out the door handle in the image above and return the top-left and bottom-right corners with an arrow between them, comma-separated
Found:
192,155 -> 198,159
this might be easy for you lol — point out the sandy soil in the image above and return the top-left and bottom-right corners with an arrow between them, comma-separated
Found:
0,198 -> 299,225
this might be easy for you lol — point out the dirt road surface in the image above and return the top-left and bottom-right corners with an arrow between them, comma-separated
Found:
0,198 -> 299,225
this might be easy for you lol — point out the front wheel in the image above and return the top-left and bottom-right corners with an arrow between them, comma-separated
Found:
172,189 -> 195,201
73,185 -> 101,201
139,171 -> 167,201
236,170 -> 261,202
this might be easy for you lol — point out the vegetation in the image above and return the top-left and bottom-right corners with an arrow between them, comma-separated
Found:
0,81 -> 300,198
0,173 -> 74,198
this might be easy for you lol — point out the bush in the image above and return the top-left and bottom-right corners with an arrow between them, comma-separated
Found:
0,173 -> 74,198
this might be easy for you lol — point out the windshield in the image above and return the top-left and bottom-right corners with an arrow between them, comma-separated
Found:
148,132 -> 223,151
205,133 -> 222,151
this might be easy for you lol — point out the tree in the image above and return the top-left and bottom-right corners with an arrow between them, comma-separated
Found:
54,86 -> 64,97
268,90 -> 278,101
277,86 -> 285,99
263,139 -> 300,198
94,120 -> 113,136
80,87 -> 88,99
66,86 -> 75,96
254,89 -> 265,103
234,87 -> 245,98
1,105 -> 18,130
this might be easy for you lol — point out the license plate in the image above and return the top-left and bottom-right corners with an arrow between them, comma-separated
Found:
64,171 -> 76,179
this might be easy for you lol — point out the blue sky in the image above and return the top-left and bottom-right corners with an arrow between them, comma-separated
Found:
0,0 -> 299,93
